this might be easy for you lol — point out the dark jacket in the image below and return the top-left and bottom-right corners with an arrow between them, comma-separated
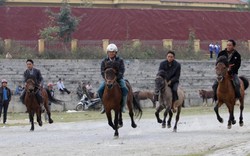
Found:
23,68 -> 43,86
217,49 -> 241,75
159,60 -> 181,84
0,87 -> 12,103
101,56 -> 125,80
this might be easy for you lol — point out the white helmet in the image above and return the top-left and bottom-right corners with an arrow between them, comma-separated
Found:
1,79 -> 7,83
106,43 -> 118,52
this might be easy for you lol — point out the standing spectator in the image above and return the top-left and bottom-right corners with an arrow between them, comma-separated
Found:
45,83 -> 54,122
57,78 -> 71,94
214,43 -> 220,57
76,82 -> 83,99
86,81 -> 93,97
209,42 -> 214,59
0,79 -> 12,124
15,83 -> 24,95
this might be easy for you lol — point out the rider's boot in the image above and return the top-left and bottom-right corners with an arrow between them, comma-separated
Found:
20,90 -> 26,104
121,95 -> 127,113
100,104 -> 105,114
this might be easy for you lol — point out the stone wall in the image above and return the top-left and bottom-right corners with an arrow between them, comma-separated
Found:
1,59 -> 250,112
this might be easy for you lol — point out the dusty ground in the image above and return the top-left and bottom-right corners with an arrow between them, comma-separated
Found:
1,109 -> 250,156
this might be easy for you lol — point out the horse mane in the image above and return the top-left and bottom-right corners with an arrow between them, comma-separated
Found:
216,56 -> 229,67
157,70 -> 166,78
105,61 -> 120,73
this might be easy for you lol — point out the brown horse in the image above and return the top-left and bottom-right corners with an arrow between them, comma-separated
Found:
25,79 -> 62,131
154,74 -> 185,132
199,89 -> 215,105
214,58 -> 249,129
102,67 -> 142,138
133,91 -> 156,108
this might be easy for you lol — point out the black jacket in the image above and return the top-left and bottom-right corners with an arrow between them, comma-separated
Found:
0,87 -> 12,103
101,56 -> 125,80
217,49 -> 241,75
158,60 -> 181,84
23,68 -> 43,85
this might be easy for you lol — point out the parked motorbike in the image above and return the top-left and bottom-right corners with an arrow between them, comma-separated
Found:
75,94 -> 101,111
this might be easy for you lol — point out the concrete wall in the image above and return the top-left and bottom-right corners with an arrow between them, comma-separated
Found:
1,59 -> 250,112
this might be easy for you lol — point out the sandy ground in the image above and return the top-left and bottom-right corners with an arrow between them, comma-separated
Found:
1,111 -> 250,156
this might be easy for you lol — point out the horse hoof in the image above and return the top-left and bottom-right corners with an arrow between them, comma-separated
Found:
113,135 -> 119,139
118,124 -> 123,128
132,124 -> 137,128
227,125 -> 232,129
162,124 -> 166,128
157,119 -> 163,124
173,129 -> 177,132
49,119 -> 54,124
30,129 -> 34,131
239,122 -> 244,127
167,125 -> 171,128
38,122 -> 43,127
218,118 -> 223,123
232,120 -> 236,125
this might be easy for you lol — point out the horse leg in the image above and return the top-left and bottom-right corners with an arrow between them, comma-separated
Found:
227,104 -> 236,129
239,99 -> 244,126
114,111 -> 119,138
173,106 -> 181,132
36,108 -> 43,127
162,107 -> 170,128
106,111 -> 115,130
118,111 -> 123,128
214,103 -> 223,123
45,104 -> 53,124
167,109 -> 173,128
155,105 -> 164,123
29,111 -> 35,131
129,110 -> 137,128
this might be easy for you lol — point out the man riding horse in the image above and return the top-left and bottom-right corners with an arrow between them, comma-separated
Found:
20,59 -> 44,110
97,43 -> 128,114
212,39 -> 241,102
154,50 -> 181,108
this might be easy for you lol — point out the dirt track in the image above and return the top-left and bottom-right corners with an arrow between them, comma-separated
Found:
1,111 -> 250,156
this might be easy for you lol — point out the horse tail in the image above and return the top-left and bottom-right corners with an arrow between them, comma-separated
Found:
239,76 -> 249,90
132,95 -> 143,119
45,88 -> 63,105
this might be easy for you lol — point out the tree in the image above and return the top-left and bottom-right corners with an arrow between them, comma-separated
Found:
39,0 -> 81,42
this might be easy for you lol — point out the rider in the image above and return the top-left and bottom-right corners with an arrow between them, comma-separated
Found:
97,43 -> 128,114
20,59 -> 44,111
154,50 -> 181,107
212,39 -> 241,102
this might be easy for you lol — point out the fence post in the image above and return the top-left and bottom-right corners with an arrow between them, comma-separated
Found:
71,39 -> 78,52
38,39 -> 45,54
4,39 -> 11,51
194,39 -> 200,52
221,40 -> 227,50
162,39 -> 173,50
248,40 -> 250,52
102,39 -> 109,52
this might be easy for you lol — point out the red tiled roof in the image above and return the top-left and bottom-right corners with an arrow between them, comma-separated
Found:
161,0 -> 247,4
1,7 -> 250,41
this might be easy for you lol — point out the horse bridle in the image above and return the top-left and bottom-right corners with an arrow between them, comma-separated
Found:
216,62 -> 228,82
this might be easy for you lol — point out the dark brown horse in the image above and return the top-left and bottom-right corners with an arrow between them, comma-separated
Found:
154,74 -> 185,132
199,89 -> 215,105
25,79 -> 62,131
133,91 -> 156,108
214,58 -> 249,129
102,67 -> 142,138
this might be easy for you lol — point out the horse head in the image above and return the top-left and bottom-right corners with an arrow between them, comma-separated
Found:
26,79 -> 36,93
104,68 -> 117,89
155,71 -> 166,91
215,56 -> 229,82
